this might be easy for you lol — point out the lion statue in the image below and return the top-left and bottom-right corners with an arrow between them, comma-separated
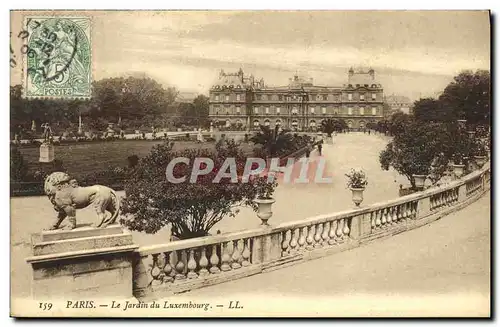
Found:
44,172 -> 120,230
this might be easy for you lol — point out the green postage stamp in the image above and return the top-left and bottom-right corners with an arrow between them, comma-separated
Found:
23,16 -> 92,98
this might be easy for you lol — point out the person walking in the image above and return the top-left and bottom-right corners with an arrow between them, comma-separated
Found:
317,140 -> 323,156
305,142 -> 312,158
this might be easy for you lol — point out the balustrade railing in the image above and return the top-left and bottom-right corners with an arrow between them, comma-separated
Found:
133,162 -> 490,299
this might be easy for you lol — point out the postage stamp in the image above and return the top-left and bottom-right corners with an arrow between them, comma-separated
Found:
22,16 -> 92,98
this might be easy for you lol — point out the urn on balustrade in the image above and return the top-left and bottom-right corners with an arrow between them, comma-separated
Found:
412,174 -> 427,189
350,187 -> 365,207
254,197 -> 276,225
452,164 -> 466,179
474,156 -> 487,168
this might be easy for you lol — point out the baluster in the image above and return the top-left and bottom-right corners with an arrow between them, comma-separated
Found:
241,239 -> 251,267
231,240 -> 242,269
371,212 -> 376,229
281,230 -> 290,256
163,252 -> 174,282
314,223 -> 323,248
394,206 -> 400,223
401,203 -> 407,219
374,210 -> 380,227
289,229 -> 299,254
209,244 -> 220,274
150,253 -> 161,281
411,202 -> 417,218
322,222 -> 330,244
175,250 -> 186,280
388,207 -> 394,224
306,225 -> 314,250
342,218 -> 350,237
298,226 -> 306,251
220,242 -> 231,272
381,208 -> 387,226
328,221 -> 337,245
198,247 -> 209,277
336,219 -> 344,241
187,249 -> 198,279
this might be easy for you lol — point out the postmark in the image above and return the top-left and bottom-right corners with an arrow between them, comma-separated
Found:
22,16 -> 92,98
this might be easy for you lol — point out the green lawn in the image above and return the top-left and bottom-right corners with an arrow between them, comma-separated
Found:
19,140 -> 255,179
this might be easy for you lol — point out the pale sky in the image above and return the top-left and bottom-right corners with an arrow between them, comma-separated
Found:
10,10 -> 490,101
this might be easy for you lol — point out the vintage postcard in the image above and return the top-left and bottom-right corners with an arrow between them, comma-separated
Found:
9,10 -> 491,317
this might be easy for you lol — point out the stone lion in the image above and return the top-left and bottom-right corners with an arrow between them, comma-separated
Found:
44,172 -> 120,230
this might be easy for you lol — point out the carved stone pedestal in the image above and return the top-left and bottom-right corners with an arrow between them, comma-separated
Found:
39,143 -> 55,163
26,225 -> 138,300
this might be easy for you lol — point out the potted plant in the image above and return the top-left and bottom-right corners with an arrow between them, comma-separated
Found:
253,177 -> 278,226
345,169 -> 368,207
451,153 -> 466,178
412,163 -> 428,189
473,141 -> 488,168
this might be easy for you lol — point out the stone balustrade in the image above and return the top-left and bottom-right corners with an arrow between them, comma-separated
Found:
132,161 -> 490,300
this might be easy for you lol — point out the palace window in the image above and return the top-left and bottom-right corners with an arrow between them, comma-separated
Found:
236,94 -> 241,101
372,93 -> 377,100
310,107 -> 315,114
265,107 -> 270,114
278,95 -> 283,101
276,107 -> 281,114
215,94 -> 219,101
360,93 -> 365,101
236,106 -> 241,114
360,107 -> 364,115
322,107 -> 326,114
262,94 -> 267,101
348,93 -> 353,101
225,94 -> 230,101
372,107 -> 377,115
292,107 -> 298,115
256,95 -> 261,101
348,107 -> 353,115
323,95 -> 328,101
254,107 -> 259,114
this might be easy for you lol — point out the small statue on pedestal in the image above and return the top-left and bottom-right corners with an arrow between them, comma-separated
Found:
39,123 -> 55,163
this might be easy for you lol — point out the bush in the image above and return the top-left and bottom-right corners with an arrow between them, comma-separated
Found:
120,140 -> 277,239
10,145 -> 28,182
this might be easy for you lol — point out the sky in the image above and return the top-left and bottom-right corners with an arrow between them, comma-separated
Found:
10,10 -> 490,101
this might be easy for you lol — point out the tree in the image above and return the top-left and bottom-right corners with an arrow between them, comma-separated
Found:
439,70 -> 490,125
91,76 -> 179,123
413,98 -> 453,122
412,70 -> 491,125
321,118 -> 345,136
121,140 -> 277,239
379,121 -> 448,189
388,112 -> 413,136
250,125 -> 294,157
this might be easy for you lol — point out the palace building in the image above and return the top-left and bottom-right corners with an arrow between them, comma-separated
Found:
208,67 -> 385,131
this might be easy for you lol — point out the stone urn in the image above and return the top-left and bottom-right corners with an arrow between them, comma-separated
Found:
413,174 -> 427,189
254,197 -> 275,225
350,187 -> 365,207
474,156 -> 487,168
452,164 -> 466,179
